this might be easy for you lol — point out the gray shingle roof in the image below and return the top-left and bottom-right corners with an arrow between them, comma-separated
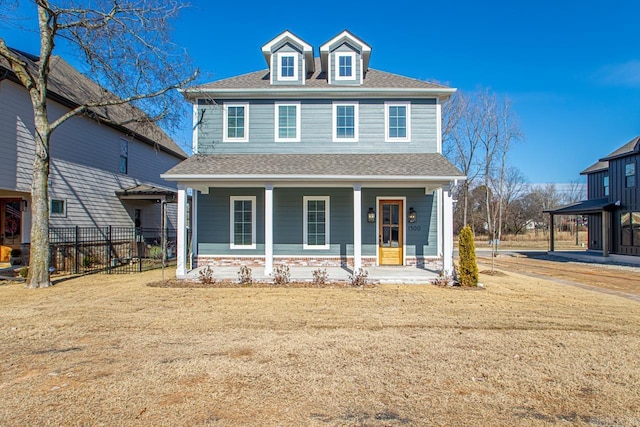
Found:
186,58 -> 449,92
1,49 -> 187,159
580,160 -> 609,175
600,136 -> 640,161
163,153 -> 464,179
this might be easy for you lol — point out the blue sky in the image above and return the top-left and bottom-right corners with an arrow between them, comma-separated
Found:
2,0 -> 640,184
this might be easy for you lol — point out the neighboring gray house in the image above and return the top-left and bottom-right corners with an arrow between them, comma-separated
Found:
163,30 -> 464,278
0,49 -> 187,261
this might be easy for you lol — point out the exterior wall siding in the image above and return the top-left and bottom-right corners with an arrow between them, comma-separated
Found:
196,187 -> 438,261
587,171 -> 607,199
196,98 -> 438,154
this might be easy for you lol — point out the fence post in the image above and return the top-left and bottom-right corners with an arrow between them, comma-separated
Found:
107,226 -> 112,273
74,226 -> 79,274
138,228 -> 142,273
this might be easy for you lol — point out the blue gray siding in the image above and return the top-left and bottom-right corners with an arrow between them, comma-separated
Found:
197,188 -> 265,256
196,187 -> 438,258
329,43 -> 362,85
196,99 -> 438,154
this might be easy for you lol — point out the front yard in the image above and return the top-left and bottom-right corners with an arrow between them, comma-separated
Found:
1,268 -> 639,426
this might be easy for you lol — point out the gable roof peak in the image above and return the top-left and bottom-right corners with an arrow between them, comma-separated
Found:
319,30 -> 372,73
261,30 -> 315,73
600,135 -> 640,162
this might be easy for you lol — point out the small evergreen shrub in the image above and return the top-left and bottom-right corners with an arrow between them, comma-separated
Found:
312,268 -> 329,287
198,265 -> 215,285
272,265 -> 290,286
19,267 -> 29,278
458,225 -> 479,287
237,265 -> 253,286
349,268 -> 368,287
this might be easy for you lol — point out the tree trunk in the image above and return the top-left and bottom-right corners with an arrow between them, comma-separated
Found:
27,114 -> 51,288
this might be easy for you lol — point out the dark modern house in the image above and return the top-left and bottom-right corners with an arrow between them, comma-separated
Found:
547,136 -> 640,259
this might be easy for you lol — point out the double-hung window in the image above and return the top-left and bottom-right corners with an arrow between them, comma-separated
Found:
274,102 -> 300,142
385,102 -> 411,142
335,52 -> 356,81
230,196 -> 256,249
223,103 -> 249,142
332,102 -> 358,142
604,174 -> 609,196
626,163 -> 636,188
278,53 -> 298,81
303,196 -> 330,249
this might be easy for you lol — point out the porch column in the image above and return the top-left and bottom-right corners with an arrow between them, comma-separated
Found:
264,185 -> 273,276
602,210 -> 609,257
442,184 -> 454,276
191,190 -> 198,270
549,214 -> 555,252
353,184 -> 362,271
176,185 -> 188,277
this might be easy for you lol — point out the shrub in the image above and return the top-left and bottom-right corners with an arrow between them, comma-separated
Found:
18,267 -> 29,278
272,265 -> 290,286
149,246 -> 162,260
312,268 -> 329,287
198,265 -> 215,285
82,254 -> 98,268
458,225 -> 479,287
349,268 -> 368,287
431,271 -> 452,287
237,265 -> 253,286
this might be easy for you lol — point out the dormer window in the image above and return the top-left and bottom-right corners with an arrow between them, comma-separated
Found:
278,53 -> 298,81
335,52 -> 356,81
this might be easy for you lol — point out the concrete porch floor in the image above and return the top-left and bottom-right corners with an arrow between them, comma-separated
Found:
181,265 -> 441,285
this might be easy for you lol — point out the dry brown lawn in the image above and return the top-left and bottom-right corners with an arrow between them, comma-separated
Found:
1,268 -> 639,426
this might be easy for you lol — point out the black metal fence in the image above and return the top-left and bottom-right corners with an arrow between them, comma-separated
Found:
49,227 -> 176,274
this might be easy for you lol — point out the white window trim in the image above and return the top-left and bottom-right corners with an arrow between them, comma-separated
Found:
274,102 -> 301,142
335,52 -> 357,81
384,102 -> 411,142
223,102 -> 249,142
50,198 -> 67,217
332,101 -> 359,142
230,196 -> 256,249
277,52 -> 298,81
303,196 -> 330,250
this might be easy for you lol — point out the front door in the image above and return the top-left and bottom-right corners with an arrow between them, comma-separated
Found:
0,199 -> 22,260
378,199 -> 403,265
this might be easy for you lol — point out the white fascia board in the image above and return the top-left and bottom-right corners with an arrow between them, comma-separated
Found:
161,174 -> 466,182
182,87 -> 457,101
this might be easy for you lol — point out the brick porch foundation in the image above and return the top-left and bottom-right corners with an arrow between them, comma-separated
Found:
195,255 -> 442,270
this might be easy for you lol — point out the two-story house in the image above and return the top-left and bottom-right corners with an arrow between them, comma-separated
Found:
163,30 -> 465,278
547,136 -> 640,259
0,48 -> 186,262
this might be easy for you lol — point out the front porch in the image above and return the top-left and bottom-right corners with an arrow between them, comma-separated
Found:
183,264 -> 441,285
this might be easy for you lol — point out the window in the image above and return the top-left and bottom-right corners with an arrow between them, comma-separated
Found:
603,174 -> 609,196
278,53 -> 298,81
50,199 -> 66,217
626,163 -> 636,188
230,196 -> 256,249
274,102 -> 300,142
119,140 -> 128,174
385,102 -> 411,141
335,52 -> 356,81
223,103 -> 249,142
303,196 -> 330,249
332,102 -> 358,142
621,212 -> 640,247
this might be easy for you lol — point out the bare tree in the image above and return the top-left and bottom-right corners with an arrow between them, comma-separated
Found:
0,0 -> 197,288
442,91 -> 482,227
